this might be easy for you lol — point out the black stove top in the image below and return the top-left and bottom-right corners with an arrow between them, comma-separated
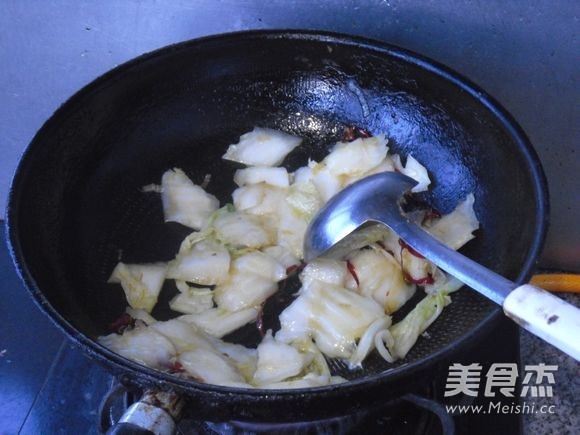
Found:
1,228 -> 522,434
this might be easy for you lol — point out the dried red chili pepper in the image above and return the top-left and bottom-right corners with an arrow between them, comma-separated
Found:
343,126 -> 371,142
346,260 -> 360,286
286,262 -> 305,275
256,303 -> 266,338
167,361 -> 185,374
109,312 -> 135,334
402,270 -> 435,285
398,238 -> 425,259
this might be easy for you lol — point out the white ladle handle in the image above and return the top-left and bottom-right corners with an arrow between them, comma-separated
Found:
503,284 -> 580,360
383,220 -> 580,361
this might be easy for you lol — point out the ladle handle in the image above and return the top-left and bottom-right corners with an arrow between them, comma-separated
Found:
503,284 -> 580,361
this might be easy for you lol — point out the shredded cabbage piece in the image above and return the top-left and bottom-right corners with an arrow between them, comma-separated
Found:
285,180 -> 323,220
212,208 -> 275,249
167,238 -> 230,285
324,135 -> 389,177
389,291 -> 451,360
149,319 -> 216,353
178,349 -> 249,387
214,252 -> 284,311
424,193 -> 479,250
346,247 -> 416,314
161,168 -> 219,229
276,201 -> 310,258
234,166 -> 290,188
252,331 -> 313,386
393,154 -> 431,193
277,280 -> 387,359
299,258 -> 349,289
223,127 -> 302,166
108,262 -> 167,313
169,281 -> 214,314
125,307 -> 157,325
232,184 -> 287,216
261,245 -> 300,270
179,307 -> 259,338
98,326 -> 176,368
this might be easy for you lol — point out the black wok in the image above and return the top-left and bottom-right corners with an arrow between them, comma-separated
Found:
6,30 -> 548,422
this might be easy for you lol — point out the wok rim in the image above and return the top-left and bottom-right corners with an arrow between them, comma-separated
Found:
4,29 -> 549,400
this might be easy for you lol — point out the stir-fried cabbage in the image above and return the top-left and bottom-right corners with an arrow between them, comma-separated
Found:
346,247 -> 416,314
252,331 -> 313,386
299,258 -> 348,289
424,193 -> 479,250
223,127 -> 302,166
277,280 -> 387,358
276,200 -> 310,258
101,127 -> 480,389
348,317 -> 392,368
310,164 -> 343,202
324,135 -> 389,178
388,291 -> 451,359
125,307 -> 157,325
234,166 -> 290,188
208,339 -> 258,382
179,307 -> 259,338
161,168 -> 219,230
149,319 -> 216,353
169,281 -> 214,314
285,180 -> 323,220
178,349 -> 249,387
232,184 -> 287,216
167,238 -> 230,285
262,245 -> 300,270
108,262 -> 167,313
392,154 -> 431,193
212,208 -> 274,249
98,326 -> 176,368
214,252 -> 284,311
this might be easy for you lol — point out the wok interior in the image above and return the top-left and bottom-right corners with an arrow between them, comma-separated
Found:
13,34 -> 543,383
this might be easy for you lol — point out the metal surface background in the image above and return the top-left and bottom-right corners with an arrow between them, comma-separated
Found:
0,0 -> 578,270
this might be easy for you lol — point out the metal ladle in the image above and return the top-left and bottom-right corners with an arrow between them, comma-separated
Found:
303,172 -> 580,361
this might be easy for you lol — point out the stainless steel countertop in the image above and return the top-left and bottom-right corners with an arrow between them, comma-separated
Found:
1,0 -> 578,272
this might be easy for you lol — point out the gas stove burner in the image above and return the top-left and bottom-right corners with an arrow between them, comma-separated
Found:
99,383 -> 453,435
